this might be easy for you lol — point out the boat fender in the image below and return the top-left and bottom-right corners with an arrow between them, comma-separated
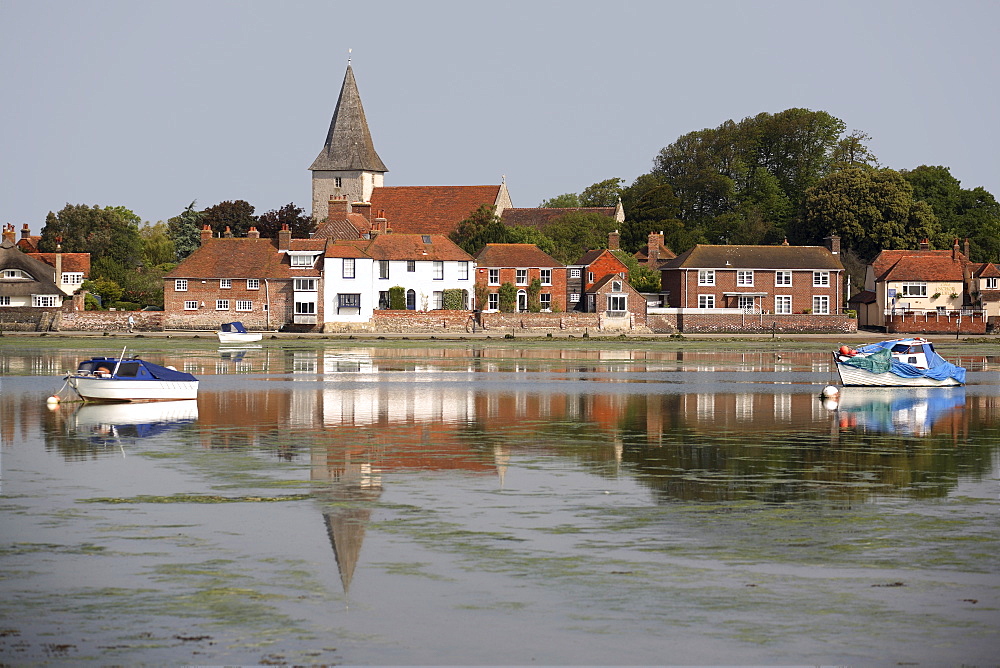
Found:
838,346 -> 857,356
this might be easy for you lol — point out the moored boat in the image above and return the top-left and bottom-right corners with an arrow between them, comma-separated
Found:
833,337 -> 965,387
66,355 -> 199,402
217,321 -> 263,344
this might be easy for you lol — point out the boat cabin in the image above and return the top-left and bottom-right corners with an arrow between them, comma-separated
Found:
889,341 -> 934,369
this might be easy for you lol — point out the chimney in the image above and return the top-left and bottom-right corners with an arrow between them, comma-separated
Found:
919,238 -> 930,251
278,223 -> 291,250
352,201 -> 372,225
648,231 -> 664,263
224,226 -> 233,238
327,196 -> 351,221
952,238 -> 960,261
247,226 -> 260,239
55,241 -> 63,288
608,230 -> 620,250
964,238 -> 970,259
824,234 -> 840,255
782,238 -> 789,246
200,225 -> 213,245
20,223 -> 30,240
1,224 -> 14,244
373,215 -> 388,235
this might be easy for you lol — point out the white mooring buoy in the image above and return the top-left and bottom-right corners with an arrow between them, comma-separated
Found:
46,395 -> 60,404
821,385 -> 840,398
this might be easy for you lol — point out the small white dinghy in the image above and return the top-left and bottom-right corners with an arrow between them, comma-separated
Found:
65,354 -> 199,402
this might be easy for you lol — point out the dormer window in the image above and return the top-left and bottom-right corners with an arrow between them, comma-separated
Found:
422,235 -> 432,244
291,255 -> 314,267
3,269 -> 30,279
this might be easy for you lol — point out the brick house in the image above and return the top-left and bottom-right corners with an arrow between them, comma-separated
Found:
474,244 -> 567,312
163,225 -> 323,331
660,237 -> 845,315
633,230 -> 675,267
851,238 -> 985,331
569,248 -> 630,313
588,274 -> 647,330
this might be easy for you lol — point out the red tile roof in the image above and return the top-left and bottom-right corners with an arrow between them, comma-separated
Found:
872,249 -> 968,282
664,244 -> 843,270
500,207 -> 617,231
974,262 -> 1000,278
29,253 -> 91,274
165,238 -> 320,279
363,234 -> 473,262
475,244 -> 562,268
313,213 -> 369,240
369,186 -> 504,235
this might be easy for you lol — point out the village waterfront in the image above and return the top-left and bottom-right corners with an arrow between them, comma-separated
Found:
1,334 -> 999,666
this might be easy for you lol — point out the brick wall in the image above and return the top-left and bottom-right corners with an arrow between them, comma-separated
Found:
58,311 -> 165,332
887,312 -> 986,335
163,279 -> 297,330
320,310 -> 608,334
482,311 -> 599,331
475,266 -> 568,311
662,267 -> 841,313
647,312 -> 857,334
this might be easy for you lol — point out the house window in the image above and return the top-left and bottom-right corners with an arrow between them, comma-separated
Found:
698,270 -> 715,286
738,296 -> 755,310
540,269 -> 551,285
516,269 -> 527,285
737,270 -> 754,286
487,292 -> 498,310
236,300 -> 252,311
612,280 -> 622,292
184,300 -> 198,310
588,271 -> 595,284
406,289 -> 416,310
0,296 -> 9,306
335,177 -> 342,188
488,269 -> 499,285
336,294 -> 358,310
540,293 -> 551,310
407,260 -> 416,272
775,295 -> 792,314
33,295 -> 59,307
174,279 -> 188,291
698,294 -> 715,308
378,291 -> 389,309
220,279 -> 231,289
378,260 -> 389,279
216,300 -> 230,310
294,278 -> 316,291
433,261 -> 444,280
607,294 -> 626,312
298,300 -> 318,314
813,295 -> 830,314
775,271 -> 792,286
812,271 -> 829,287
247,279 -> 260,290
569,293 -> 581,303
4,269 -> 28,279
422,235 -> 432,244
432,291 -> 443,309
61,272 -> 83,285
901,282 -> 927,297
986,278 -> 999,290
343,258 -> 355,279
291,255 -> 314,267
458,261 -> 469,280
570,268 -> 581,279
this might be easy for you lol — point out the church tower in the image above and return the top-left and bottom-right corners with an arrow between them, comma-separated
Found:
309,63 -> 388,221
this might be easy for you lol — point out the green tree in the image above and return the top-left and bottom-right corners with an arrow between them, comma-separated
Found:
902,165 -> 1000,261
613,251 -> 661,292
256,203 -> 315,239
388,286 -> 406,310
541,211 -> 619,264
527,278 -> 542,312
167,201 -> 204,261
830,130 -> 880,171
803,167 -> 940,261
579,178 -> 624,207
498,282 -> 517,313
201,200 -> 257,237
81,277 -> 123,309
450,204 -> 556,256
39,204 -> 142,268
139,222 -> 176,269
540,193 -> 581,208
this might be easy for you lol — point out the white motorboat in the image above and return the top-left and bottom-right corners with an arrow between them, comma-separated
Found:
833,337 -> 966,387
65,355 -> 199,402
217,321 -> 263,344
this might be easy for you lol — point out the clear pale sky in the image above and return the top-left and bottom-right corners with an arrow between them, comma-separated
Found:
2,0 -> 998,228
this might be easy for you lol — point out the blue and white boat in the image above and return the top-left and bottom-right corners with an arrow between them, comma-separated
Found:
217,321 -> 263,344
833,337 -> 966,387
66,354 -> 199,402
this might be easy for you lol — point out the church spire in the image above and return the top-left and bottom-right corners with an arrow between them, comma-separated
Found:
309,64 -> 387,173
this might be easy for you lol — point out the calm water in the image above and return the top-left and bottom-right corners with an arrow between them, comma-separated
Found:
1,339 -> 999,665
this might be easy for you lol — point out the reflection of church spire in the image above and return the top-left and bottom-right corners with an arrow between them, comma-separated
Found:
318,460 -> 383,596
493,443 -> 509,488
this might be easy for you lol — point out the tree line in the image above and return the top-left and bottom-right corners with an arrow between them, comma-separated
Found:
36,200 -> 313,309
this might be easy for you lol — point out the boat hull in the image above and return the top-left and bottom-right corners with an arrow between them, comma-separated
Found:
68,375 -> 199,402
835,362 -> 962,387
217,332 -> 263,343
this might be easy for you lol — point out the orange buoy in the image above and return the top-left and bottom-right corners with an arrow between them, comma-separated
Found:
839,345 -> 856,356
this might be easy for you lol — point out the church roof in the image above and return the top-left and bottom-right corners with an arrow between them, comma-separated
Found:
500,207 -> 617,231
369,185 -> 506,235
309,65 -> 388,173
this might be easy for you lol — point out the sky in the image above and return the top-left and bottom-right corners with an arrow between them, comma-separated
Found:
2,0 -> 999,229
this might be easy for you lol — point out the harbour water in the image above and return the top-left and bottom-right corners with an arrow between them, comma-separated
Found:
1,339 -> 998,665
